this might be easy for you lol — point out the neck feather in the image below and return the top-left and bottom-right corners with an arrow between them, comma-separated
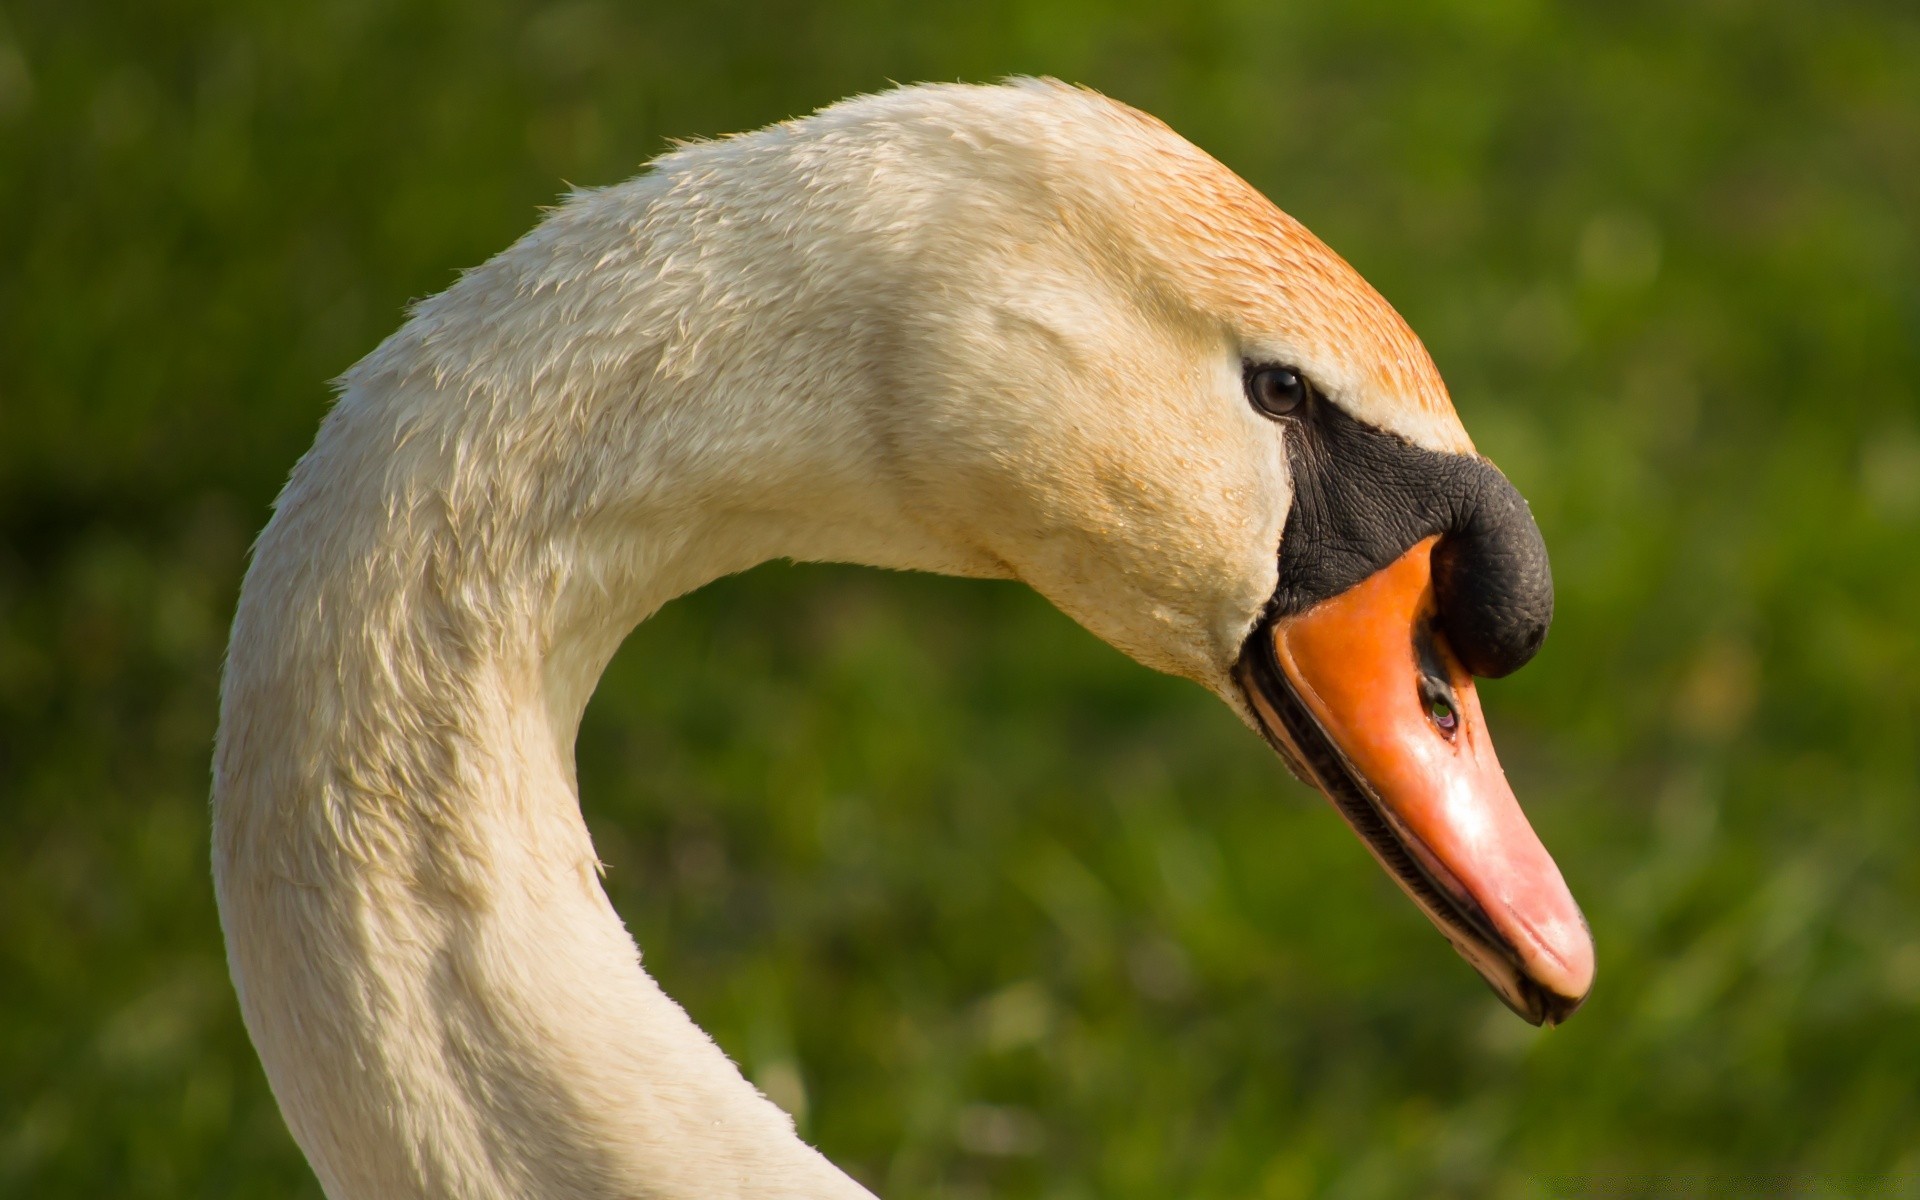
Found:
211,149 -> 981,1199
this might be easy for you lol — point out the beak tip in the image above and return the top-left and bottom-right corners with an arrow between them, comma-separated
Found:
1513,920 -> 1595,1027
1499,974 -> 1589,1028
1535,986 -> 1588,1028
1530,913 -> 1597,1016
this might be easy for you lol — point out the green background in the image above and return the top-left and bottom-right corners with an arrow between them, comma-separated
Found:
3,1 -> 1917,1196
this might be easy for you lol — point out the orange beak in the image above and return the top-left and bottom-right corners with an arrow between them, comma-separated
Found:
1236,536 -> 1594,1024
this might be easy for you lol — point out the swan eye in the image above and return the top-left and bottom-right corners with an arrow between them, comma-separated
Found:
1248,365 -> 1310,419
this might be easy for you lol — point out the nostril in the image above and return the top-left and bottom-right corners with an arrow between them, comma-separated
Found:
1418,676 -> 1460,739
1411,621 -> 1464,740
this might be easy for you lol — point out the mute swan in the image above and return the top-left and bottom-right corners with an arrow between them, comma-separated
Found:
213,79 -> 1594,1200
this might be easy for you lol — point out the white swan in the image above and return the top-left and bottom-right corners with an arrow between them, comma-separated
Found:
213,79 -> 1594,1200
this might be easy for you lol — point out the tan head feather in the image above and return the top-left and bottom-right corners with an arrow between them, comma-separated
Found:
1041,82 -> 1474,456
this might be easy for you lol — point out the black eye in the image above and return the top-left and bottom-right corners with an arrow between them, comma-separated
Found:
1247,365 -> 1310,419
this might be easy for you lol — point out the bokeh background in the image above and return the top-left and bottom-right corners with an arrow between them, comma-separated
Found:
4,1 -> 1918,1196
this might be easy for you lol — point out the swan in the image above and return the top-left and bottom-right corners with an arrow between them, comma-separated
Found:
213,79 -> 1595,1199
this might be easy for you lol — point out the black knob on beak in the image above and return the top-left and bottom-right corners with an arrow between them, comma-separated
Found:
1431,463 -> 1553,679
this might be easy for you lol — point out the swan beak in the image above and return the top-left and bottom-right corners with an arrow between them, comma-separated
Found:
1235,536 -> 1594,1025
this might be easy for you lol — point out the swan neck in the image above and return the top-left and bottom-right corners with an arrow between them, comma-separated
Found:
209,211 -> 920,1197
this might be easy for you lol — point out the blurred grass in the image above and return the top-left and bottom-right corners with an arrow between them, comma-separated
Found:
3,0 -> 1919,1196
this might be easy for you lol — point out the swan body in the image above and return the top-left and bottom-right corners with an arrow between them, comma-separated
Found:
214,80 -> 1591,1199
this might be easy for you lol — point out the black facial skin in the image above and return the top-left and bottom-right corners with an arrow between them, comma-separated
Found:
1262,377 -> 1553,679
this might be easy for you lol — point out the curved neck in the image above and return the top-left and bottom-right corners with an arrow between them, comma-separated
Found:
217,434 -> 865,1200
211,163 -> 986,1199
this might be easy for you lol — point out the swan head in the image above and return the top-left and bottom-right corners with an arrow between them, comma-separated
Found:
861,81 -> 1593,1022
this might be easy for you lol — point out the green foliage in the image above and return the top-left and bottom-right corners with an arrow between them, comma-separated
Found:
3,0 -> 1917,1195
